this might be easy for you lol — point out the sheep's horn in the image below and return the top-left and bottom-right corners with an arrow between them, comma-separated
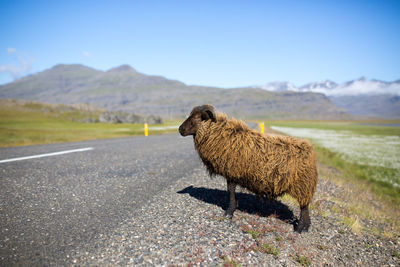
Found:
200,104 -> 216,122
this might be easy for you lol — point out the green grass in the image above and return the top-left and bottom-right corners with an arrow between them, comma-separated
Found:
393,250 -> 400,258
261,243 -> 279,257
294,255 -> 311,267
0,100 -> 180,147
247,229 -> 261,239
316,146 -> 400,206
221,256 -> 242,267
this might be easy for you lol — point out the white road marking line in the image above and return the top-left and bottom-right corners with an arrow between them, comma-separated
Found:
0,147 -> 94,164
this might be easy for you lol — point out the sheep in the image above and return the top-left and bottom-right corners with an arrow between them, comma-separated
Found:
178,104 -> 318,233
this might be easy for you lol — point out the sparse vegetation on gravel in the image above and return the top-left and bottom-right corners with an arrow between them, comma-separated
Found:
295,254 -> 312,266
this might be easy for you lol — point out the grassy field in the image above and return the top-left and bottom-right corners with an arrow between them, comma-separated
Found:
268,120 -> 400,135
0,99 -> 180,147
265,120 -> 400,228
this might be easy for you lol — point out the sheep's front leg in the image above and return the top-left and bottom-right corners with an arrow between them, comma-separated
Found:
224,181 -> 237,219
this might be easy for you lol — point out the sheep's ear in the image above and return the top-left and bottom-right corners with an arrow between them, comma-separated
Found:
201,109 -> 216,122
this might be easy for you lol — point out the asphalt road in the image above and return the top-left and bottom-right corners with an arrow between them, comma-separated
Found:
0,134 -> 201,266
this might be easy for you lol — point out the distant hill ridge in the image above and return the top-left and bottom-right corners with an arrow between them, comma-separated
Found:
0,64 -> 352,119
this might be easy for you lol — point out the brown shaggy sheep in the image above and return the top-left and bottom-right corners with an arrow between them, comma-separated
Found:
179,104 -> 318,233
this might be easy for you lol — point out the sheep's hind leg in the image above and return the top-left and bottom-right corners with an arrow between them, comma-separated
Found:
295,205 -> 311,233
224,181 -> 237,219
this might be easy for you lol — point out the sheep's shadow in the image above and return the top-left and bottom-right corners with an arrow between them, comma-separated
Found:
177,185 -> 296,226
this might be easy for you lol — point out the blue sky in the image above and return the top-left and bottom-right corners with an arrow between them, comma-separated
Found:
0,0 -> 399,87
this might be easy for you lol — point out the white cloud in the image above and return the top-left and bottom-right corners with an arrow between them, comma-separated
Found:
329,79 -> 400,96
0,48 -> 34,80
82,51 -> 91,58
7,47 -> 17,54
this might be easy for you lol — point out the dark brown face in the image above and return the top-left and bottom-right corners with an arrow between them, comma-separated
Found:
179,112 -> 202,136
179,105 -> 217,137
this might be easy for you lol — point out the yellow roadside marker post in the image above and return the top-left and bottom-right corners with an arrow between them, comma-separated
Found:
259,122 -> 264,133
144,123 -> 148,136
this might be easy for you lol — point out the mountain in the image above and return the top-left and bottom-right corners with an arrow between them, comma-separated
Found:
329,94 -> 400,119
0,64 -> 350,120
107,64 -> 136,73
260,77 -> 400,118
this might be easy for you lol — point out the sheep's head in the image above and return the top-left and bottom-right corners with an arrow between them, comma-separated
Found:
179,104 -> 217,136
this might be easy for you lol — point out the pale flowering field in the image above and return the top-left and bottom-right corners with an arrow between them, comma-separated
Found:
270,125 -> 400,189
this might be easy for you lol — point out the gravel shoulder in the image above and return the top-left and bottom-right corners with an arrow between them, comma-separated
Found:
72,163 -> 400,266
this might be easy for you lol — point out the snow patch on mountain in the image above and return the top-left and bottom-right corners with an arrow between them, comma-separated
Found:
260,77 -> 400,96
260,81 -> 297,92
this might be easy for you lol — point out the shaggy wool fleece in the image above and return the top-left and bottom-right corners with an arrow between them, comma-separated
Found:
194,114 -> 318,207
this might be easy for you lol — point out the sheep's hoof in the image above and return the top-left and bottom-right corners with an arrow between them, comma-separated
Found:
294,221 -> 310,233
224,210 -> 234,220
